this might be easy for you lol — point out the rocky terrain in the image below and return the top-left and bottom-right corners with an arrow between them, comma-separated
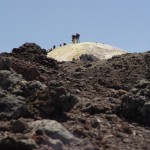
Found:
0,43 -> 150,150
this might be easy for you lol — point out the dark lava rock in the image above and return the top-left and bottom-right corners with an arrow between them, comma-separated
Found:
0,96 -> 26,119
79,54 -> 98,61
120,80 -> 150,125
20,80 -> 47,97
12,42 -> 47,55
1,43 -> 59,71
11,119 -> 27,133
81,102 -> 102,114
0,57 -> 11,70
12,42 -> 58,69
0,90 -> 7,98
1,44 -> 150,150
0,70 -> 22,89
0,136 -> 36,150
50,86 -> 79,113
81,101 -> 110,115
11,59 -> 43,81
48,80 -> 63,87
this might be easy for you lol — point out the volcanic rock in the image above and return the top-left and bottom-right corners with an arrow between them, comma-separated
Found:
0,96 -> 26,119
120,80 -> 150,125
0,43 -> 150,149
29,120 -> 79,144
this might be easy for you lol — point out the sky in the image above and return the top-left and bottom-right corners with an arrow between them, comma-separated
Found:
0,0 -> 150,53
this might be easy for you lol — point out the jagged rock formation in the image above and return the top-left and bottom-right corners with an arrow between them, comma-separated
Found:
0,43 -> 150,149
47,42 -> 126,61
120,79 -> 150,125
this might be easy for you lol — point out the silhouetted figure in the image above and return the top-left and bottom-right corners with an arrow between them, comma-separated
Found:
71,33 -> 80,44
76,33 -> 80,43
53,45 -> 56,49
72,34 -> 76,44
59,44 -> 62,46
63,43 -> 66,46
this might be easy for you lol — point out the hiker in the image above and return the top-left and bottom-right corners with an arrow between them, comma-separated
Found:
76,33 -> 80,43
53,45 -> 56,49
72,34 -> 76,44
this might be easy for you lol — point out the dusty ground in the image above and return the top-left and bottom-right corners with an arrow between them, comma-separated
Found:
47,42 -> 126,61
0,43 -> 150,150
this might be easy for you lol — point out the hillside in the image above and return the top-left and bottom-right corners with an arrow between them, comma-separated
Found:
0,43 -> 150,150
47,42 -> 127,61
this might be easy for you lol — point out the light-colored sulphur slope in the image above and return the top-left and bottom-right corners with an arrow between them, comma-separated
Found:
47,42 -> 127,61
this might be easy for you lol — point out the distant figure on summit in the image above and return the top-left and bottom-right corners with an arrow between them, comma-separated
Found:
53,45 -> 56,49
76,33 -> 80,43
72,34 -> 76,44
72,33 -> 80,44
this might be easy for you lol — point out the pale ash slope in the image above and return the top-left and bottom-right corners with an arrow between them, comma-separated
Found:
47,42 -> 127,61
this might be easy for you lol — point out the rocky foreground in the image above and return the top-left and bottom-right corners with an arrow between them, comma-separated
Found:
0,43 -> 150,150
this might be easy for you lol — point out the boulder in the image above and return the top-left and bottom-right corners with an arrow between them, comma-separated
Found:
50,86 -> 79,112
29,119 -> 79,144
0,96 -> 26,119
0,136 -> 36,150
0,70 -> 22,89
120,80 -> 150,125
79,54 -> 98,61
0,57 -> 11,70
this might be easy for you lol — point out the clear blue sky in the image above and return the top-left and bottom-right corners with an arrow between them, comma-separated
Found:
0,0 -> 150,53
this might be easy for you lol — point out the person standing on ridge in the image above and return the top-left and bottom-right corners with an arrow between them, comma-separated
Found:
72,34 -> 76,44
76,33 -> 80,43
53,45 -> 56,49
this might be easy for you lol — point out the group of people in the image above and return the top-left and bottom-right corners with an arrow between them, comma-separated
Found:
48,43 -> 66,52
48,33 -> 80,52
59,43 -> 66,47
72,33 -> 80,44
